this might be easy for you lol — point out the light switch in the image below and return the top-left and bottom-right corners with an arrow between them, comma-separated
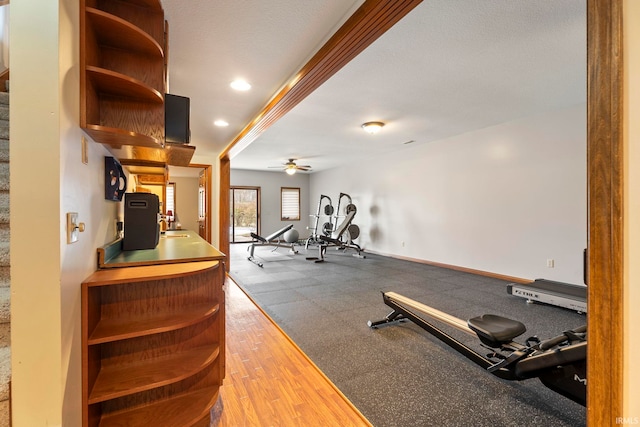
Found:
67,212 -> 85,244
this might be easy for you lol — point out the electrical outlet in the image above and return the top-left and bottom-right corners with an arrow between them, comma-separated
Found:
547,259 -> 555,268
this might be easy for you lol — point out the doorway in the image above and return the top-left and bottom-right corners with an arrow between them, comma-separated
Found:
230,186 -> 260,243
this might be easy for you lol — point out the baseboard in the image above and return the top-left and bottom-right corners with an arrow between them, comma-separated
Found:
364,249 -> 530,284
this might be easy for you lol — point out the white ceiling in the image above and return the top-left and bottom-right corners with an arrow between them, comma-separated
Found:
162,0 -> 586,174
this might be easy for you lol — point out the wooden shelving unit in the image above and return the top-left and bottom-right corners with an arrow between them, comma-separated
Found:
82,260 -> 225,427
80,0 -> 194,167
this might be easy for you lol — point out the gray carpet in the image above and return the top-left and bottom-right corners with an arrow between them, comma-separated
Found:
229,243 -> 586,427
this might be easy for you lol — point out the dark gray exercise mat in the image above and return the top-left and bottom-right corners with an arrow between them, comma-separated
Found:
229,243 -> 586,427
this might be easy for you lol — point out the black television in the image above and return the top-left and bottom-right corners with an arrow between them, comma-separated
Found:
165,93 -> 190,144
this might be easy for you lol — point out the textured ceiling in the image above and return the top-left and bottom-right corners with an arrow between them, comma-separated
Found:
163,0 -> 586,174
162,0 -> 363,158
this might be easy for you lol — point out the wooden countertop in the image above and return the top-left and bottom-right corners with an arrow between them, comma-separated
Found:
98,230 -> 225,268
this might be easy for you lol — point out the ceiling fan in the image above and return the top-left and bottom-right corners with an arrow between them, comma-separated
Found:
268,158 -> 312,175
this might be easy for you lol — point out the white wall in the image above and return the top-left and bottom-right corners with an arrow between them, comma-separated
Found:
173,176 -> 199,232
231,169 -> 310,239
310,104 -> 587,285
11,1 -> 121,425
624,0 -> 640,417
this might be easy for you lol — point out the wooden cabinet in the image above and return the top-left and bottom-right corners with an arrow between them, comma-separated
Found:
80,0 -> 194,166
82,260 -> 225,427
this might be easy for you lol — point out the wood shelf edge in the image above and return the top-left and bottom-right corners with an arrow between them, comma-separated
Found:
88,303 -> 221,344
83,260 -> 220,286
83,124 -> 163,148
124,0 -> 164,10
86,66 -> 164,103
89,345 -> 221,404
98,387 -> 220,427
86,7 -> 164,57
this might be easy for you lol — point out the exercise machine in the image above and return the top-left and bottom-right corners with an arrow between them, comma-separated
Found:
306,202 -> 365,262
305,194 -> 333,249
329,193 -> 362,250
507,279 -> 587,313
247,224 -> 299,267
508,250 -> 588,313
332,193 -> 361,241
368,291 -> 586,406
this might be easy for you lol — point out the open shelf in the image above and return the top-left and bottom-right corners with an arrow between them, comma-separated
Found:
86,66 -> 163,103
86,7 -> 163,57
81,0 -> 196,167
89,345 -> 220,404
99,387 -> 218,427
82,250 -> 225,426
88,303 -> 220,344
82,124 -> 162,149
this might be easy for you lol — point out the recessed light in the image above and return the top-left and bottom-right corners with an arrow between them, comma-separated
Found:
230,79 -> 251,91
214,119 -> 229,127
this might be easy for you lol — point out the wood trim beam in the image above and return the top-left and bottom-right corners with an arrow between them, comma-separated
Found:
587,0 -> 624,424
219,0 -> 423,160
219,157 -> 230,270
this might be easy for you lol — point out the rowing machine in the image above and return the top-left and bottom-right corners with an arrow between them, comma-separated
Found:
368,291 -> 586,406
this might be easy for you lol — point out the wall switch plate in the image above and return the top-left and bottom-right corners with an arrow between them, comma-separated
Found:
67,213 -> 79,244
67,212 -> 85,244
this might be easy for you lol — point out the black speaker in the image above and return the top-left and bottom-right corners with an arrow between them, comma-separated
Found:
165,93 -> 190,143
123,193 -> 160,251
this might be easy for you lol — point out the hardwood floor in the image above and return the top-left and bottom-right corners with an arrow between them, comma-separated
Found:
215,278 -> 372,426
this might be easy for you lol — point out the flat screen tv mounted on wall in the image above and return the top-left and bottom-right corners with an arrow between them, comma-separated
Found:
165,93 -> 191,144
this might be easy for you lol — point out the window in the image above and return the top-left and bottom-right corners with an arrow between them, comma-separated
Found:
281,187 -> 300,221
230,187 -> 260,243
165,182 -> 176,222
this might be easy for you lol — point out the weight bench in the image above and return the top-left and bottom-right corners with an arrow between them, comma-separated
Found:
247,224 -> 298,267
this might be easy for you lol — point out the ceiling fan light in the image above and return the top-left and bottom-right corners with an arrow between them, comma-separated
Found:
361,121 -> 385,134
285,166 -> 296,175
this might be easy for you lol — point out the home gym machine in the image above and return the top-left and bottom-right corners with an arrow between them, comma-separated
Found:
329,193 -> 362,249
305,194 -> 334,249
247,224 -> 299,267
306,197 -> 365,262
368,291 -> 586,406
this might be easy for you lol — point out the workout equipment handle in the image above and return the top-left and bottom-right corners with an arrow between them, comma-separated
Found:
539,325 -> 586,350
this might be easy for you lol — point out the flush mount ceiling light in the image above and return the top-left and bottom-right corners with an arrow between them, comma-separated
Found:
230,79 -> 251,91
214,119 -> 229,127
361,121 -> 385,134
